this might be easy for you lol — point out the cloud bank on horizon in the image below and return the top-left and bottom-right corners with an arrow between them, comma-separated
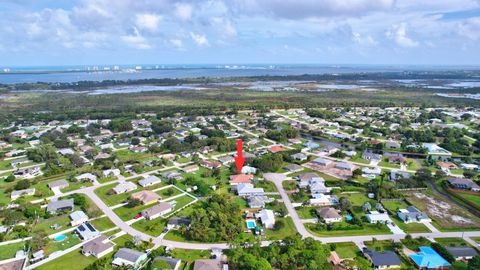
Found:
1,0 -> 480,66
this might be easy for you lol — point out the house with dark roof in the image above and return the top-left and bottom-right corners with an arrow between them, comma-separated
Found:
141,202 -> 172,220
397,206 -> 431,223
167,217 -> 191,230
75,222 -> 99,240
363,248 -> 401,270
446,246 -> 477,261
447,178 -> 480,192
82,235 -> 114,258
47,199 -> 74,214
154,256 -> 181,270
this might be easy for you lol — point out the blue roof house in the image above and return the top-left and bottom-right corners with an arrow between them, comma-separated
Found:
410,246 -> 451,269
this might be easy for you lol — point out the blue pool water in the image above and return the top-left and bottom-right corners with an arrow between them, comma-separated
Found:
246,220 -> 256,229
345,215 -> 353,220
53,235 -> 67,242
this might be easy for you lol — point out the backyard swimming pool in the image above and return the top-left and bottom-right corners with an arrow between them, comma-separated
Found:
53,235 -> 67,242
246,220 -> 256,229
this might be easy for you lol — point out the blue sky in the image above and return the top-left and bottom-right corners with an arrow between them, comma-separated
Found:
1,0 -> 480,66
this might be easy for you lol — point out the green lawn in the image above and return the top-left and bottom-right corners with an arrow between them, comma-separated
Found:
264,217 -> 297,240
338,193 -> 371,205
401,237 -> 432,251
378,161 -> 400,169
381,200 -> 409,213
295,206 -> 317,219
364,240 -> 397,252
94,183 -> 133,206
333,242 -> 359,259
131,218 -> 167,237
282,180 -> 297,191
0,242 -> 25,260
33,215 -> 73,235
156,186 -> 182,198
392,217 -> 431,233
349,156 -> 370,164
44,234 -> 82,255
170,248 -> 210,262
434,237 -> 471,247
90,217 -> 116,231
306,222 -> 391,237
114,203 -> 153,221
36,249 -> 97,270
456,193 -> 480,207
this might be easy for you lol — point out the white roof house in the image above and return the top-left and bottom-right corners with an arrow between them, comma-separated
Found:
103,169 -> 121,178
70,210 -> 89,226
113,182 -> 137,194
258,209 -> 275,229
241,166 -> 257,174
309,194 -> 337,206
366,211 -> 391,224
236,183 -> 265,197
76,173 -> 97,182
362,167 -> 381,176
138,176 -> 162,187
11,188 -> 35,200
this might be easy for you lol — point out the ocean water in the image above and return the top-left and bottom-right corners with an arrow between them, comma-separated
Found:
1,64 -> 476,84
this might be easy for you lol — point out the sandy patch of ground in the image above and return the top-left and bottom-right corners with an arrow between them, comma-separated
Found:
411,192 -> 475,226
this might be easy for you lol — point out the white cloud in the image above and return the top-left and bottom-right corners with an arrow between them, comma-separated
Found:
135,13 -> 161,32
211,17 -> 237,37
233,0 -> 396,19
121,27 -> 151,49
190,32 -> 209,46
386,23 -> 419,48
352,32 -> 377,46
174,3 -> 193,21
169,38 -> 184,49
457,17 -> 480,41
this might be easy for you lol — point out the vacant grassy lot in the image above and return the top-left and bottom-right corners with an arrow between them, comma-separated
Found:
0,242 -> 25,260
332,242 -> 359,259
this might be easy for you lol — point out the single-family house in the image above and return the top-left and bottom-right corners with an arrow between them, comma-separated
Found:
76,173 -> 97,182
130,190 -> 161,205
291,153 -> 308,161
258,209 -> 275,229
141,202 -> 172,220
316,207 -> 342,223
75,222 -> 99,240
48,179 -> 69,191
229,174 -> 253,186
47,199 -> 74,214
167,217 -> 191,230
236,183 -> 265,197
397,206 -> 431,223
70,210 -> 89,226
112,248 -> 148,268
182,165 -> 199,173
363,248 -> 401,270
446,247 -> 477,261
82,235 -> 114,258
366,211 -> 391,224
102,169 -> 121,178
10,188 -> 35,200
154,256 -> 182,270
112,182 -> 137,194
138,176 -> 162,187
284,163 -> 303,173
447,178 -> 480,192
410,246 -> 451,269
241,166 -> 257,174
